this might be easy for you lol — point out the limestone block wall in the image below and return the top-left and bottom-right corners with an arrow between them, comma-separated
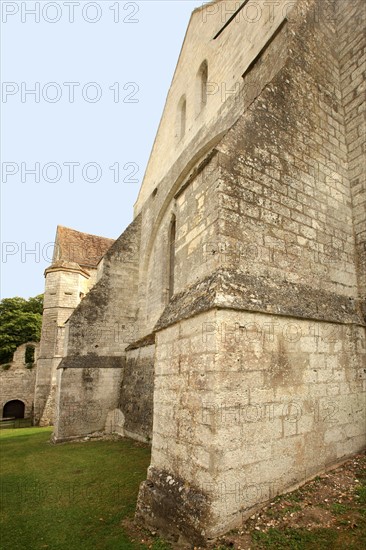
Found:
141,154 -> 222,335
337,0 -> 366,303
137,309 -> 365,544
34,267 -> 95,425
135,0 -> 294,339
54,357 -> 126,439
135,0 -> 298,213
119,341 -> 155,442
214,4 -> 358,299
0,342 -> 39,419
136,0 -> 366,544
53,217 -> 142,442
137,0 -> 363,335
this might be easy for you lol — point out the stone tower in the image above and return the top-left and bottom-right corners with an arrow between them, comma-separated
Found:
34,226 -> 114,425
50,0 -> 365,545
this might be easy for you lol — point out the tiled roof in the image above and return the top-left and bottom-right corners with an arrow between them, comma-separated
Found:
53,226 -> 115,268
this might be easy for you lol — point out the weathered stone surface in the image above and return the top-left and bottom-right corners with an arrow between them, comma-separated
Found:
134,0 -> 366,543
125,333 -> 155,352
146,308 -> 365,542
53,216 -> 146,442
136,467 -> 211,547
155,269 -> 365,331
34,0 -> 365,545
120,344 -> 155,442
34,226 -> 114,425
0,342 -> 39,420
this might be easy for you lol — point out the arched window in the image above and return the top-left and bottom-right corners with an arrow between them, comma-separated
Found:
176,96 -> 186,140
168,215 -> 176,300
196,60 -> 208,114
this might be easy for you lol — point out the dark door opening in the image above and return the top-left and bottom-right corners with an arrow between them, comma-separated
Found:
3,400 -> 25,419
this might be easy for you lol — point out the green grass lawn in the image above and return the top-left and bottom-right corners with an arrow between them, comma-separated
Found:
0,428 -> 161,550
3,429 -> 362,549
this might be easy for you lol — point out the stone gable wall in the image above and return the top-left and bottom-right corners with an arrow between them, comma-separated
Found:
135,0 -> 297,213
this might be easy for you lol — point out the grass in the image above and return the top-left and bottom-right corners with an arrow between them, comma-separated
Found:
0,418 -> 32,430
252,526 -> 366,550
2,429 -> 365,550
331,503 -> 349,515
355,485 -> 366,505
252,527 -> 339,549
0,427 -> 164,550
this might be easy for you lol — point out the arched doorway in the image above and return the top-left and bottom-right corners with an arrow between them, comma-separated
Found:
3,400 -> 25,419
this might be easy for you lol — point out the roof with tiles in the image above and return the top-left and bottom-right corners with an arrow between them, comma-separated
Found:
53,226 -> 115,269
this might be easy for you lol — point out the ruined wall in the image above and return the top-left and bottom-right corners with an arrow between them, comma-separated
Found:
53,217 -> 143,442
0,342 -> 39,419
137,0 -> 366,544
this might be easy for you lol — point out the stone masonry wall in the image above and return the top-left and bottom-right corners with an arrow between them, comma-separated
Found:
136,0 -> 294,339
337,0 -> 366,305
137,0 -> 366,544
34,268 -> 94,425
120,342 -> 155,442
141,154 -> 222,334
135,0 -> 296,213
53,217 -> 142,442
0,342 -> 39,419
215,1 -> 358,300
137,309 -> 365,544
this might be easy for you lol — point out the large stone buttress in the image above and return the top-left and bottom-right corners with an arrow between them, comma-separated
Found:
135,0 -> 366,544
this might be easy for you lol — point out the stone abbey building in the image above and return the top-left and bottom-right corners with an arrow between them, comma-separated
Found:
35,0 -> 365,545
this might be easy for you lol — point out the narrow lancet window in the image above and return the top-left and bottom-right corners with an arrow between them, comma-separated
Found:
177,96 -> 186,140
196,60 -> 208,114
168,215 -> 176,300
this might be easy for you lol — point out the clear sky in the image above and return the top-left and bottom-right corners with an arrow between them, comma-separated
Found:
1,0 -> 204,299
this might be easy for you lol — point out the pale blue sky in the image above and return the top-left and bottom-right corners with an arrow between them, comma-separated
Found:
1,0 -> 203,299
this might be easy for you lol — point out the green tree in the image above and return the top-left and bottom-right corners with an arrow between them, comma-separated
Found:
0,295 -> 43,364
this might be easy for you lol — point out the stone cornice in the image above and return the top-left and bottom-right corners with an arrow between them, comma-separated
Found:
154,269 -> 366,331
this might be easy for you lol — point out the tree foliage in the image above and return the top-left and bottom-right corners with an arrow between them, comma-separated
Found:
0,295 -> 43,364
